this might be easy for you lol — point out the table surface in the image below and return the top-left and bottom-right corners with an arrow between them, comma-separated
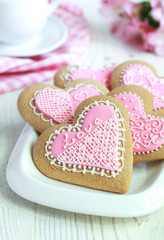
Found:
1,0 -> 164,239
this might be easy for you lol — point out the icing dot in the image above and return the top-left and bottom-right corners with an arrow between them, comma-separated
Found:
130,99 -> 134,102
125,105 -> 128,108
133,107 -> 137,110
122,97 -> 126,100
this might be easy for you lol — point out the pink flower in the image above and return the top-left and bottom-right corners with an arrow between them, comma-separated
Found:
100,0 -> 164,56
151,0 -> 164,26
102,0 -> 127,8
101,0 -> 138,18
151,0 -> 164,8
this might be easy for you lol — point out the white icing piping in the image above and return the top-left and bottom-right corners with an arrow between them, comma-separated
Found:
45,100 -> 126,178
29,88 -> 58,126
114,91 -> 145,113
29,84 -> 106,126
120,64 -> 158,86
67,83 -> 105,95
119,64 -> 164,110
60,65 -> 113,87
113,91 -> 164,155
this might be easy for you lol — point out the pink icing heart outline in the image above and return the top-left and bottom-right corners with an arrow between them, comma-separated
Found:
59,65 -> 116,90
45,101 -> 126,178
120,64 -> 164,110
114,92 -> 164,154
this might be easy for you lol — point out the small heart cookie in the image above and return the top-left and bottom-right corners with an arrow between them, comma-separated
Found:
111,60 -> 164,111
33,95 -> 133,193
109,85 -> 164,164
54,65 -> 115,90
18,79 -> 109,133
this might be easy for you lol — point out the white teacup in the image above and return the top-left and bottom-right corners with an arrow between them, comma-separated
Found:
0,0 -> 59,44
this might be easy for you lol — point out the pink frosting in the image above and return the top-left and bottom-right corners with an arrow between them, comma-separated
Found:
51,105 -> 120,171
115,93 -> 164,153
34,87 -> 101,124
121,64 -> 164,110
71,66 -> 115,90
35,89 -> 74,124
69,87 -> 101,112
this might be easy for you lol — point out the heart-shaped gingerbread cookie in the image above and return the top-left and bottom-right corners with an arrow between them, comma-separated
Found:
18,79 -> 109,133
54,65 -> 115,90
33,95 -> 133,193
111,60 -> 164,111
109,85 -> 164,163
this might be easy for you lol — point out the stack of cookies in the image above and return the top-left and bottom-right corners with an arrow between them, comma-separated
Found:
17,60 -> 164,194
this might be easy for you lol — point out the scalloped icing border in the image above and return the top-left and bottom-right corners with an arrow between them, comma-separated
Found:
44,100 -> 126,178
60,65 -> 114,87
29,84 -> 106,126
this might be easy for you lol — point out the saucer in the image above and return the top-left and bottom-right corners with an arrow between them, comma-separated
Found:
6,124 -> 164,217
0,16 -> 68,57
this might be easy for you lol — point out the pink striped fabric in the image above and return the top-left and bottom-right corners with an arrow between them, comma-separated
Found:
0,2 -> 91,94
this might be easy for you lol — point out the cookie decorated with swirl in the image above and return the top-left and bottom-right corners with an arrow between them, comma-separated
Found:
109,85 -> 164,164
111,60 -> 164,113
18,79 -> 109,133
33,95 -> 133,193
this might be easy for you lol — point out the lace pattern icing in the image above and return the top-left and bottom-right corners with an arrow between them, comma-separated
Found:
29,84 -> 105,126
57,117 -> 119,171
114,92 -> 164,154
120,64 -> 164,110
29,88 -> 59,126
45,100 -> 126,178
35,88 -> 74,124
130,114 -> 164,153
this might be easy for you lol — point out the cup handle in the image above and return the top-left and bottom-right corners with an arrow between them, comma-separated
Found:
47,0 -> 60,16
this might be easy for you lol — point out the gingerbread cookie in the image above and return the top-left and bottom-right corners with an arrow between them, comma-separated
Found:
33,95 -> 133,193
109,85 -> 164,163
111,60 -> 164,112
17,79 -> 109,133
54,65 -> 115,90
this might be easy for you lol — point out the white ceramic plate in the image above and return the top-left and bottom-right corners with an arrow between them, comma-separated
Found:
6,124 -> 164,217
0,16 -> 68,57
